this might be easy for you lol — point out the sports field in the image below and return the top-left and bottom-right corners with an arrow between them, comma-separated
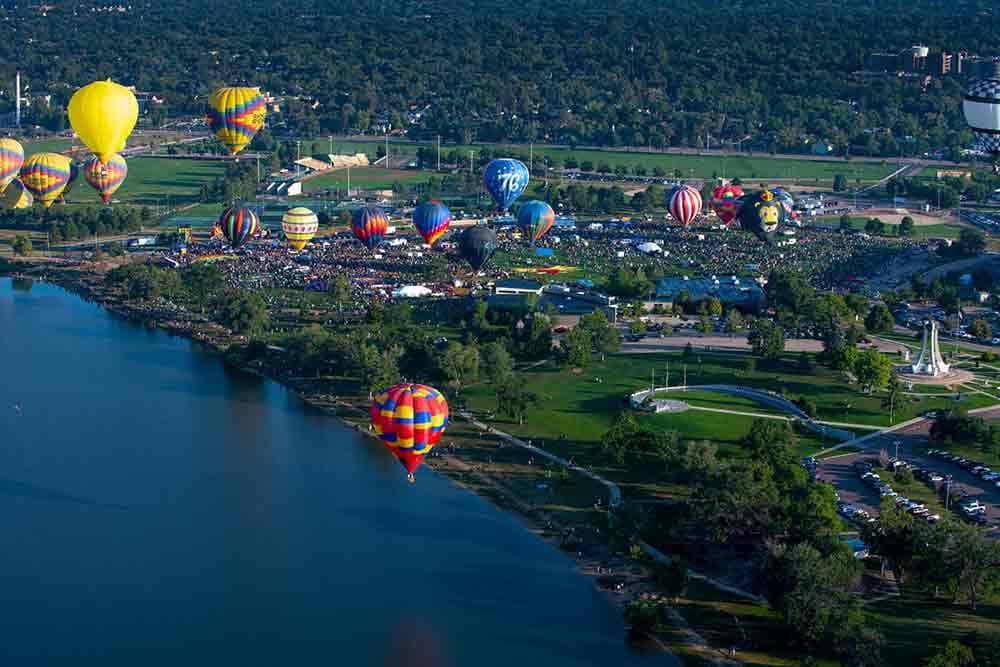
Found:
62,157 -> 228,207
301,167 -> 431,192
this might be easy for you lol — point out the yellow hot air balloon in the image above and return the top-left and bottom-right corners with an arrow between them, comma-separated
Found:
68,79 -> 138,164
20,152 -> 72,208
206,87 -> 266,155
281,207 -> 319,250
1,178 -> 33,210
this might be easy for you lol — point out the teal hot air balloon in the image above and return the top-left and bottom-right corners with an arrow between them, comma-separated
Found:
516,200 -> 556,242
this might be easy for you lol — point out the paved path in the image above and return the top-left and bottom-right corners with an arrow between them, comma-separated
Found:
685,405 -> 881,431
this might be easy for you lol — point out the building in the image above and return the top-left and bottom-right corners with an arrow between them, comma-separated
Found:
494,279 -> 544,296
650,275 -> 764,312
487,283 -> 618,321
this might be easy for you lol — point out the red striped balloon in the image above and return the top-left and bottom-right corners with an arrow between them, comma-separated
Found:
668,185 -> 702,228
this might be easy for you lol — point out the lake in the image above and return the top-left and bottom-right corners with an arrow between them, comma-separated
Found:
0,277 -> 668,666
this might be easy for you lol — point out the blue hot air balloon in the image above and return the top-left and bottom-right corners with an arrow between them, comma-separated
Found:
483,158 -> 529,211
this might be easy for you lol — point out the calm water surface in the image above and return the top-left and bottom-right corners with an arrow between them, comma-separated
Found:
0,278 -> 669,666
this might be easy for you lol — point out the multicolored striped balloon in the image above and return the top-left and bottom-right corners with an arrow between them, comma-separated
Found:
0,138 -> 25,190
667,185 -> 702,228
218,205 -> 260,248
711,184 -> 744,227
412,200 -> 451,246
0,178 -> 33,210
371,383 -> 449,482
83,153 -> 128,204
206,87 -> 267,156
20,152 -> 72,208
516,199 -> 556,242
352,206 -> 388,251
281,206 -> 319,250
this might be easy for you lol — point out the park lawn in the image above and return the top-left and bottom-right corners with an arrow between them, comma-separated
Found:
301,167 -> 431,192
812,216 -> 964,239
0,228 -> 49,257
866,594 -> 1000,666
61,157 -> 229,207
326,138 -> 893,183
652,389 -> 789,417
22,138 -> 74,157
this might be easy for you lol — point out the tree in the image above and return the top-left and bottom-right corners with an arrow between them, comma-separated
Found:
741,419 -> 795,468
580,309 -> 620,360
212,289 -> 269,336
180,263 -> 222,311
496,376 -> 540,425
969,318 -> 992,341
562,324 -> 592,368
725,309 -> 744,335
328,274 -> 352,313
882,373 -> 902,423
839,214 -> 853,232
864,304 -> 895,334
899,216 -> 915,237
748,319 -> 785,360
707,296 -> 723,317
440,342 -> 480,394
924,641 -> 975,667
833,174 -> 847,192
11,235 -> 32,256
937,286 -> 961,316
839,628 -> 885,667
693,461 -> 781,543
864,218 -> 885,235
853,348 -> 892,392
480,341 -> 514,385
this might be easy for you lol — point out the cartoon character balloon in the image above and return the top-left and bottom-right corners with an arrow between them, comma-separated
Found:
483,158 -> 529,211
371,383 -> 449,482
667,185 -> 703,228
281,207 -> 319,250
207,87 -> 267,156
738,189 -> 787,243
412,200 -> 451,246
83,153 -> 128,203
352,206 -> 389,251
218,205 -> 260,248
0,138 -> 25,191
517,200 -> 556,242
711,184 -> 744,227
20,152 -> 72,208
68,80 -> 138,164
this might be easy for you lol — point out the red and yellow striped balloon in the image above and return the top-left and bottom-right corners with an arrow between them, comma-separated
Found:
351,206 -> 389,251
20,152 -> 72,208
83,153 -> 128,204
370,383 -> 449,482
0,138 -> 25,190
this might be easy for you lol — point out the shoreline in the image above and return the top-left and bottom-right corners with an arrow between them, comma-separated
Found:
3,265 -> 682,659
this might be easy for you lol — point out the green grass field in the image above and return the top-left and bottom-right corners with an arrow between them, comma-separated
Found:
813,215 -> 964,239
301,167 -> 431,192
21,138 -> 74,157
314,138 -> 894,183
61,157 -> 228,207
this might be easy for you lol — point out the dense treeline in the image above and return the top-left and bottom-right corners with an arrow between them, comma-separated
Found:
2,1 -> 999,155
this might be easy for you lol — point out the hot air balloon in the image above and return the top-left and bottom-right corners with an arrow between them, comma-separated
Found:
738,189 -> 787,244
964,78 -> 1000,155
207,87 -> 267,156
20,152 -> 72,208
483,158 -> 529,211
517,199 -> 556,242
352,206 -> 388,251
770,187 -> 797,219
0,138 -> 24,190
412,200 -> 451,246
68,80 -> 138,164
218,205 -> 260,248
458,225 -> 497,270
710,184 -> 743,227
83,154 -> 127,204
371,383 -> 449,482
61,160 -> 80,203
0,178 -> 32,210
667,185 -> 703,228
281,207 -> 319,250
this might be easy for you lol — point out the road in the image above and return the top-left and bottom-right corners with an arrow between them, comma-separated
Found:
619,333 -> 909,356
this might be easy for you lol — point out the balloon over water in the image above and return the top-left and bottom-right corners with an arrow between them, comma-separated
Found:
282,207 -> 319,250
483,158 -> 529,211
20,152 -> 72,208
207,87 -> 267,156
68,80 -> 138,164
371,383 -> 449,482
412,200 -> 451,246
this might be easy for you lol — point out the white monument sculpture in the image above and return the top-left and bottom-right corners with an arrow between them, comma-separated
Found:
911,319 -> 950,376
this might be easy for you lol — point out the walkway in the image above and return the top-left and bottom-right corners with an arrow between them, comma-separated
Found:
685,405 -> 881,431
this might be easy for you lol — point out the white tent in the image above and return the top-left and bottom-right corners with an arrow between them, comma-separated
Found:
637,242 -> 663,254
393,285 -> 432,298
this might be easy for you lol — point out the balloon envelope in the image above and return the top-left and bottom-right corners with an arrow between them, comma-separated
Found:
738,189 -> 787,243
0,138 -> 24,190
20,152 -> 72,208
964,78 -> 1000,154
517,199 -> 556,242
459,225 -> 497,270
483,158 -> 529,211
412,200 -> 451,245
83,153 -> 127,204
711,184 -> 744,226
68,80 -> 138,164
207,87 -> 267,156
218,205 -> 260,248
371,383 -> 449,479
282,207 -> 319,250
352,206 -> 389,250
0,178 -> 32,210
667,185 -> 702,228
